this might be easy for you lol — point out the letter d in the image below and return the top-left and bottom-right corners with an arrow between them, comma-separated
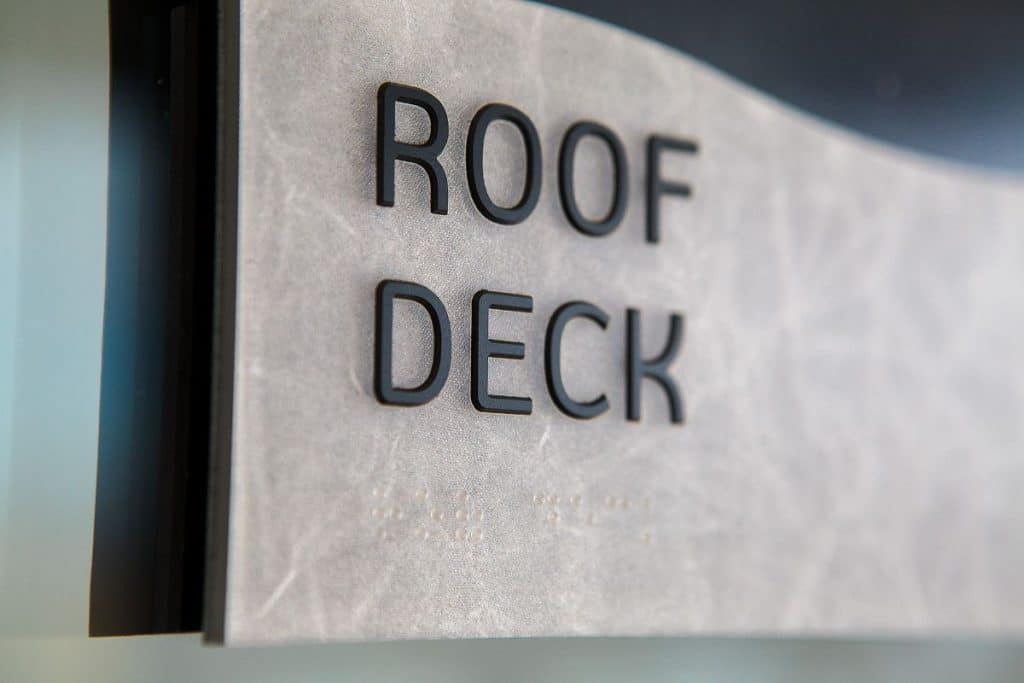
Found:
374,280 -> 451,406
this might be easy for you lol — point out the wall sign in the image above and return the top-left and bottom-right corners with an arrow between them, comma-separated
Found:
206,0 -> 1024,644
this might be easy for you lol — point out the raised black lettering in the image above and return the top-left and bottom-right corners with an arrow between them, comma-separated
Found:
466,104 -> 542,225
558,121 -> 627,237
545,301 -> 610,419
626,309 -> 684,423
374,280 -> 451,406
646,135 -> 697,243
471,290 -> 534,414
377,82 -> 449,214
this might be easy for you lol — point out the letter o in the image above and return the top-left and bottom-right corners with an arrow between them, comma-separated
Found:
558,121 -> 628,237
466,103 -> 542,225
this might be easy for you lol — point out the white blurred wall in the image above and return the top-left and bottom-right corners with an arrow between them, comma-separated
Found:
0,0 -> 108,637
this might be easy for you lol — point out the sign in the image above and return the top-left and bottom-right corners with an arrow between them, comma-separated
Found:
206,0 -> 1024,644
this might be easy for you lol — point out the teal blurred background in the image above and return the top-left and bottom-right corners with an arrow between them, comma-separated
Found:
1,0 -> 1022,680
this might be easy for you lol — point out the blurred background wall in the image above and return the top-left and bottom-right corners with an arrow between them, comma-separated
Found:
1,0 -> 109,638
547,0 -> 1024,172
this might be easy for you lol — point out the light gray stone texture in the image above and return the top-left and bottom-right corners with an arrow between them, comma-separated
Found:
209,0 -> 1024,644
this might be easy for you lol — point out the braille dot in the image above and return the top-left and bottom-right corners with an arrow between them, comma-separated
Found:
642,532 -> 653,544
415,489 -> 428,501
377,528 -> 388,540
455,509 -> 466,521
605,496 -> 616,508
470,528 -> 483,541
621,497 -> 631,510
569,495 -> 581,508
548,494 -> 559,505
392,507 -> 403,520
371,508 -> 381,518
473,510 -> 483,522
548,512 -> 559,525
430,508 -> 444,521
455,528 -> 466,541
534,493 -> 545,505
456,490 -> 469,504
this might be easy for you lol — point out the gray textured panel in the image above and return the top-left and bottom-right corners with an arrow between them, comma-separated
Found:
208,0 -> 1024,644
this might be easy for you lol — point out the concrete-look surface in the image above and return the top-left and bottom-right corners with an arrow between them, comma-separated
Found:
208,0 -> 1024,645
